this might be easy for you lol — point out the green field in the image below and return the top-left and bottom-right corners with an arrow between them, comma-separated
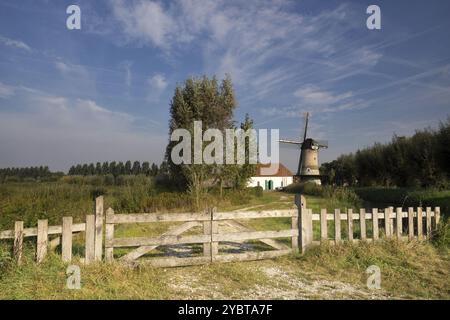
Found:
0,180 -> 449,299
355,187 -> 450,215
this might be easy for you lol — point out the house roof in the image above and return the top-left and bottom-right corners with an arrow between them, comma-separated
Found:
254,163 -> 293,177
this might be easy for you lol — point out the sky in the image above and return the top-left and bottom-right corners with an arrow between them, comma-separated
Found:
0,0 -> 449,172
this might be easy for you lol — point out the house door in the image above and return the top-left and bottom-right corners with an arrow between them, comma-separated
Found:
268,180 -> 273,190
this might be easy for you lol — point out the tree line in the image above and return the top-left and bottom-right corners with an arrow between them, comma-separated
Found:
320,118 -> 450,188
68,161 -> 167,177
0,166 -> 62,182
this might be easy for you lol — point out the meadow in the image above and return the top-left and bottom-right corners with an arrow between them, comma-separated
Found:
0,177 -> 449,299
354,187 -> 450,214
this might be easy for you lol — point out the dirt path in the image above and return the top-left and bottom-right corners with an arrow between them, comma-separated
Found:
166,259 -> 396,299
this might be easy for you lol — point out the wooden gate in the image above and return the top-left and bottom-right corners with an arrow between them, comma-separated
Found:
104,207 -> 300,267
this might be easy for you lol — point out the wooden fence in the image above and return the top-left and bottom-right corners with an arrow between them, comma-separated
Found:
303,203 -> 441,251
0,195 -> 442,267
0,196 -> 105,264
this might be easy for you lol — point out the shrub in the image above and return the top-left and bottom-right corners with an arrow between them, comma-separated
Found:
103,174 -> 115,186
432,216 -> 450,251
249,186 -> 263,197
284,182 -> 361,207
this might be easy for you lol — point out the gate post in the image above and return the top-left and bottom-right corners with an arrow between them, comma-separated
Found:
94,196 -> 104,261
295,194 -> 312,254
105,208 -> 115,262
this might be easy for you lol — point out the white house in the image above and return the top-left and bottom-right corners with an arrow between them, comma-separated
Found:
247,163 -> 294,190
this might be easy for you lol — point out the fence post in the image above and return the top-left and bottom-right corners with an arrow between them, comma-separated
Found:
295,194 -> 311,254
85,214 -> 95,264
14,221 -> 24,264
435,207 -> 440,229
347,209 -> 353,242
105,208 -> 115,262
372,208 -> 379,241
94,196 -> 104,261
426,207 -> 432,238
396,208 -> 402,239
211,207 -> 218,260
417,207 -> 423,240
408,207 -> 414,240
62,216 -> 73,263
320,209 -> 327,243
334,209 -> 341,244
36,219 -> 48,263
384,208 -> 391,238
359,209 -> 366,241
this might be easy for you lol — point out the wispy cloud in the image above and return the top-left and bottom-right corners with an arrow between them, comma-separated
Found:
0,35 -> 31,51
0,82 -> 15,98
54,61 -> 90,78
112,0 -> 175,49
294,86 -> 353,106
146,73 -> 168,102
148,73 -> 167,91
120,61 -> 133,88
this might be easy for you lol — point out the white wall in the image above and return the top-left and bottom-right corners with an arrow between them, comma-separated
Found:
247,176 -> 293,190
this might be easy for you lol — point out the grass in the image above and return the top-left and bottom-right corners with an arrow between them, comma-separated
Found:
0,240 -> 448,299
0,180 -> 265,230
292,240 -> 450,299
0,180 -> 449,299
355,187 -> 450,215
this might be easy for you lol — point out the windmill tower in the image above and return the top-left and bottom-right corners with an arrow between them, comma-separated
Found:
279,112 -> 328,185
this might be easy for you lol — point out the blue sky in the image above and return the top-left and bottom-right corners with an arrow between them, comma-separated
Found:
0,0 -> 449,172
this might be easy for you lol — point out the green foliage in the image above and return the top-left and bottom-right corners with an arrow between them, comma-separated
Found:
354,187 -> 450,214
61,174 -> 153,187
0,183 -> 95,228
249,186 -> 263,197
165,75 -> 256,207
432,216 -> 450,251
68,161 -> 160,177
0,166 -> 63,183
321,118 -> 450,187
284,182 -> 361,207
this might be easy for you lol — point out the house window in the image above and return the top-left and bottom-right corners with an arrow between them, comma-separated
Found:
257,181 -> 260,187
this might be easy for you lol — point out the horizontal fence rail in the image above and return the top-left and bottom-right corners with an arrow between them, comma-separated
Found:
0,194 -> 443,267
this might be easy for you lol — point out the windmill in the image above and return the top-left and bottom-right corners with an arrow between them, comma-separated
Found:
279,112 -> 328,185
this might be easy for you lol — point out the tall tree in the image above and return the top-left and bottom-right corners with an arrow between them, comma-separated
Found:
165,75 -> 257,206
125,161 -> 132,175
150,163 -> 159,176
142,162 -> 150,176
132,161 -> 141,175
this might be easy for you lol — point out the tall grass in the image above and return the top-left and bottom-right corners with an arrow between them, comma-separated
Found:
355,187 -> 450,215
0,179 -> 265,230
284,182 -> 362,208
